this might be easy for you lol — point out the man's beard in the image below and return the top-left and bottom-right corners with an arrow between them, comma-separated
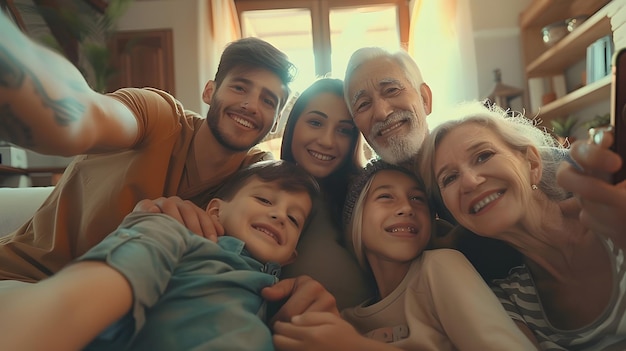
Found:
369,110 -> 426,165
206,98 -> 269,152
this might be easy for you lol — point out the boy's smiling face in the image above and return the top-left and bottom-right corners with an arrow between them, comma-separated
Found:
208,177 -> 312,265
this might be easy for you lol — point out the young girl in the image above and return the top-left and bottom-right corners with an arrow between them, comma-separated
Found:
273,160 -> 536,350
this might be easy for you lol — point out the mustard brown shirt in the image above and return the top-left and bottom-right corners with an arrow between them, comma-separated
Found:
0,88 -> 268,282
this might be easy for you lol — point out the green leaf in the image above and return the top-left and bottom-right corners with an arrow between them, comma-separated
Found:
549,116 -> 576,137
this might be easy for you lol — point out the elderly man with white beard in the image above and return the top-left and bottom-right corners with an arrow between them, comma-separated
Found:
343,47 -> 432,167
341,47 -> 524,283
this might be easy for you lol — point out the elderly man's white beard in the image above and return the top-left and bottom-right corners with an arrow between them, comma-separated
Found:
371,131 -> 425,165
369,111 -> 427,165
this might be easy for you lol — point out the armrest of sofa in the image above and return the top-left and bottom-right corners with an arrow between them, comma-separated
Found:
0,186 -> 54,236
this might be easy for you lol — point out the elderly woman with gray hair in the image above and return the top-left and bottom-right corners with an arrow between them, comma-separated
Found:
420,100 -> 626,350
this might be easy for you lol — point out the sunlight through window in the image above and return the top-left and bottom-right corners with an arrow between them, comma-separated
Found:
239,1 -> 407,157
329,5 -> 401,77
240,8 -> 316,95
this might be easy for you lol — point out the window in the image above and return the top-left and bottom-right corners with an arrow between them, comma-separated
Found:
235,0 -> 409,94
235,0 -> 409,156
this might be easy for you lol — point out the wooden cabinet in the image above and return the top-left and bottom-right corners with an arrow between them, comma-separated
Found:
519,0 -> 618,125
107,29 -> 175,95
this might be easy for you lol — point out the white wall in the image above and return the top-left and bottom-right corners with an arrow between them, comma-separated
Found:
469,0 -> 532,112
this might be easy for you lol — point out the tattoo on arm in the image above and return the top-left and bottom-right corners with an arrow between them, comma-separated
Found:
0,104 -> 33,147
0,47 -> 24,88
0,46 -> 86,131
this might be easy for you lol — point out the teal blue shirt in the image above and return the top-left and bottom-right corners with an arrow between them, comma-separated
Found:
84,213 -> 280,351
130,235 -> 279,351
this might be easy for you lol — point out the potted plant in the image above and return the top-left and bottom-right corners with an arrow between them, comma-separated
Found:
15,0 -> 133,93
550,115 -> 577,146
580,113 -> 610,132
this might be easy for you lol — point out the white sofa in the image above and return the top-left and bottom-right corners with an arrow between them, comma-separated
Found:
0,186 -> 54,236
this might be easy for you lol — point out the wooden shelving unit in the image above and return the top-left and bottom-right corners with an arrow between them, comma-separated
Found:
0,165 -> 66,175
534,75 -> 611,123
526,9 -> 612,77
519,0 -> 615,126
0,165 -> 27,175
0,165 -> 66,187
520,0 -> 610,29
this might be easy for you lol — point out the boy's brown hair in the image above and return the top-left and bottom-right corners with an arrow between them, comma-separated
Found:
215,160 -> 319,203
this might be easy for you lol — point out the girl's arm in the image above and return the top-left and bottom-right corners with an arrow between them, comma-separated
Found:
514,320 -> 542,350
413,249 -> 538,351
272,312 -> 403,351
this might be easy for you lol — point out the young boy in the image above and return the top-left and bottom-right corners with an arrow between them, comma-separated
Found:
1,160 -> 318,351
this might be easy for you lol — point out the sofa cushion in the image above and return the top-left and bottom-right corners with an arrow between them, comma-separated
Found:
0,187 -> 53,236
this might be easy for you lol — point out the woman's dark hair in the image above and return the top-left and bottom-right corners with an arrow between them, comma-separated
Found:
280,78 -> 366,224
213,37 -> 297,110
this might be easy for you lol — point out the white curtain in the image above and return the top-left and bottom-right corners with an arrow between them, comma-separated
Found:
408,0 -> 478,126
199,0 -> 241,115
208,0 -> 241,49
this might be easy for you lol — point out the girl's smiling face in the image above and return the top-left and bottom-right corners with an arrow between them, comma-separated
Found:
361,169 -> 432,265
433,122 -> 538,237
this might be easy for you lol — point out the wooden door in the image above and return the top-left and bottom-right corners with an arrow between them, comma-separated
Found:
107,29 -> 175,95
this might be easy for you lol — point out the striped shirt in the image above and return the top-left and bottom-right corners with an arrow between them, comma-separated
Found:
492,238 -> 626,350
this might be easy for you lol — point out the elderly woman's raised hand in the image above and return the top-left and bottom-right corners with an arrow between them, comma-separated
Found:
557,131 -> 626,243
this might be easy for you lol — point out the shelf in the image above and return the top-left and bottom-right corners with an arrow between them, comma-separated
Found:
0,165 -> 27,175
533,75 -> 611,125
0,165 -> 65,175
520,0 -> 610,29
0,165 -> 65,187
526,4 -> 613,77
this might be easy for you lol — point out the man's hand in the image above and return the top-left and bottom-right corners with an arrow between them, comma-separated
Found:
133,196 -> 224,242
273,312 -> 401,351
262,276 -> 339,324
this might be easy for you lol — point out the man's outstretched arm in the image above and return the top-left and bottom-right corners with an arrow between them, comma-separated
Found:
0,10 -> 139,156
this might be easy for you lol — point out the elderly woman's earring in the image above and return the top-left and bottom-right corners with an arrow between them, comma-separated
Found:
531,184 -> 538,190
